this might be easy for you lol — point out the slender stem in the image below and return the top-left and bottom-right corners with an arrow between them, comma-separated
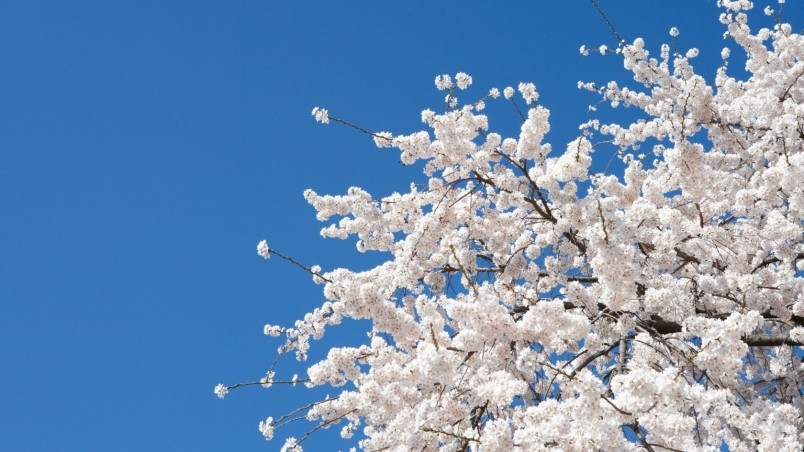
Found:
224,378 -> 311,392
328,115 -> 393,144
589,0 -> 625,44
269,248 -> 332,283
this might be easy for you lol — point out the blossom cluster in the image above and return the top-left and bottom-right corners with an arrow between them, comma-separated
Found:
225,4 -> 804,450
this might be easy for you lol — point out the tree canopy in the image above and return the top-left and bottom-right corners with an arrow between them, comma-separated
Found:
218,1 -> 804,450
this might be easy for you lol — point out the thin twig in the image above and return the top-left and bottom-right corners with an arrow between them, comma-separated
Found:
328,115 -> 393,144
223,378 -> 311,392
269,248 -> 332,283
589,0 -> 626,44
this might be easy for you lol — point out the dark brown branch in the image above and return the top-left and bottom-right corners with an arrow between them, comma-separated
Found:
568,340 -> 627,380
563,229 -> 588,254
442,265 -> 598,283
557,301 -> 804,347
752,252 -> 804,273
741,334 -> 803,347
779,66 -> 804,101
421,426 -> 480,444
674,247 -> 701,265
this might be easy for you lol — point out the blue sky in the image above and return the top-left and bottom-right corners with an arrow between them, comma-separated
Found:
3,1 -> 800,450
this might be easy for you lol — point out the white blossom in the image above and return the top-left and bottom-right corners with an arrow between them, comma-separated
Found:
280,437 -> 301,452
503,86 -> 514,99
434,74 -> 452,90
372,131 -> 393,148
257,240 -> 270,259
213,383 -> 228,399
454,72 -> 472,90
261,371 -> 275,388
517,82 -> 538,104
311,107 -> 329,124
264,324 -> 282,336
258,417 -> 275,440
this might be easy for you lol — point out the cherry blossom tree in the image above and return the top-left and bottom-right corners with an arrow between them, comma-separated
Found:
218,1 -> 803,450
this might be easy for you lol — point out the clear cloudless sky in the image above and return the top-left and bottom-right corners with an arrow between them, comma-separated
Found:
2,1 -> 801,450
